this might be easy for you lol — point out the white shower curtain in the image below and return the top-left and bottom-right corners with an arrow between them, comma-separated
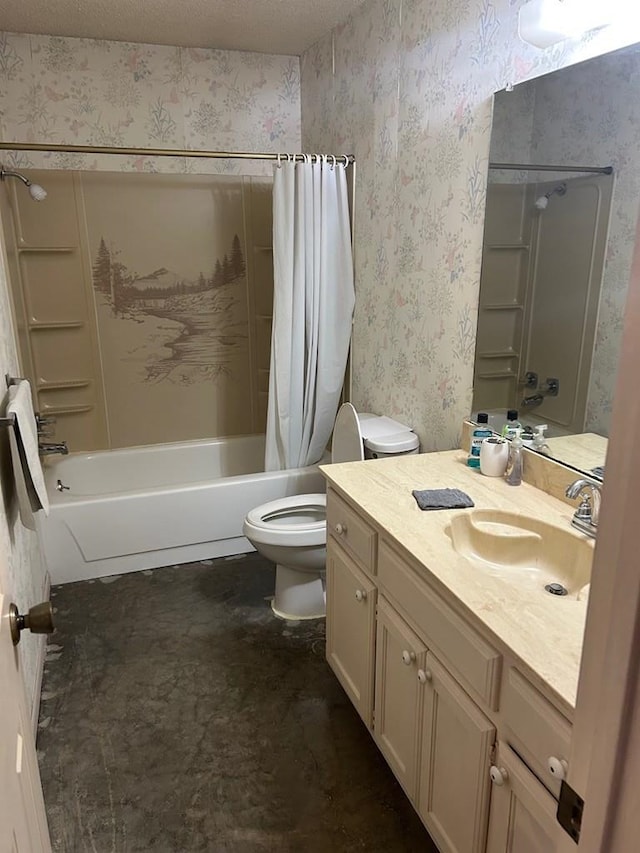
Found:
265,156 -> 355,471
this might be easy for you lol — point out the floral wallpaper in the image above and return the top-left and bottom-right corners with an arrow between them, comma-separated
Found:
300,0 -> 640,451
0,31 -> 301,176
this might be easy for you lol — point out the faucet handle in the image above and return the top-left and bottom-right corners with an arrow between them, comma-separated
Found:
573,493 -> 593,522
35,412 -> 56,432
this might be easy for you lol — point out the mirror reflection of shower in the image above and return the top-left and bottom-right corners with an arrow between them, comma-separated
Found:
534,181 -> 567,210
0,165 -> 47,201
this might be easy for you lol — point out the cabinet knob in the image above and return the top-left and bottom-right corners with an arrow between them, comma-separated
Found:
417,668 -> 432,683
355,589 -> 367,602
489,765 -> 509,786
547,756 -> 568,781
401,650 -> 416,665
334,522 -> 347,535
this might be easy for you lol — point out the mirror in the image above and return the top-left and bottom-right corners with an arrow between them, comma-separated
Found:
472,43 -> 640,479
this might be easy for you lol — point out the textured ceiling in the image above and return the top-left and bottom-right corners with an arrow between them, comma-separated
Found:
1,0 -> 366,55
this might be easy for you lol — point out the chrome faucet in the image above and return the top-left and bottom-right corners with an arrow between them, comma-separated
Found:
38,441 -> 69,456
521,393 -> 545,408
565,478 -> 601,538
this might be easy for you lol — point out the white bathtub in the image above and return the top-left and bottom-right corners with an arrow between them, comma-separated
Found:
38,435 -> 326,584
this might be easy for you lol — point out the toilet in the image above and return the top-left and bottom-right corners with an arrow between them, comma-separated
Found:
243,403 -> 419,620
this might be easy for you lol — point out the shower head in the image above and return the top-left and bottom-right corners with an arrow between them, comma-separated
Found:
0,165 -> 47,201
535,182 -> 567,211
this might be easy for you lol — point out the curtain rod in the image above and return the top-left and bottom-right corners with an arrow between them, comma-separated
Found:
0,141 -> 354,165
490,162 -> 613,175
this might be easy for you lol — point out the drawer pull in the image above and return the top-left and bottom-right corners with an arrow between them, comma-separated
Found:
402,650 -> 416,665
355,589 -> 367,602
417,668 -> 432,683
489,765 -> 509,786
335,522 -> 347,535
548,756 -> 568,781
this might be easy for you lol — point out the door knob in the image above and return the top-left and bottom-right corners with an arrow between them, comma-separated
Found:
9,601 -> 55,645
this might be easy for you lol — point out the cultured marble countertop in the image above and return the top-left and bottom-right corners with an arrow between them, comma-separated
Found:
320,449 -> 592,717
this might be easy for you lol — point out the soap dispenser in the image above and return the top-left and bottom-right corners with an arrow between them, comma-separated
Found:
532,424 -> 549,454
505,428 -> 523,486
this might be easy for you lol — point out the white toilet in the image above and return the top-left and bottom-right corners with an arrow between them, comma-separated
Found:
243,403 -> 419,620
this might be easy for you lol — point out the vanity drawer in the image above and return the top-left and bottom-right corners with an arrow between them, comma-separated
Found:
378,539 -> 501,710
502,668 -> 572,798
327,488 -> 377,576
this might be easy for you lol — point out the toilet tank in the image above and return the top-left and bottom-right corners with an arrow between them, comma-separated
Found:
332,404 -> 419,463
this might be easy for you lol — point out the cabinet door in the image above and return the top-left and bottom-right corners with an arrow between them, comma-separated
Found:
486,743 -> 564,853
418,652 -> 495,853
326,541 -> 377,727
374,598 -> 427,800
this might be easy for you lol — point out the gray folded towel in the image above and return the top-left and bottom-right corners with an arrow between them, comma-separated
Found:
412,488 -> 475,511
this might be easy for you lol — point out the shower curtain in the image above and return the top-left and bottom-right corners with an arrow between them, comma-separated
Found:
265,156 -> 355,471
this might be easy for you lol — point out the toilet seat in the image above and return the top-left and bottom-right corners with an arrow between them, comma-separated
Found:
243,493 -> 326,548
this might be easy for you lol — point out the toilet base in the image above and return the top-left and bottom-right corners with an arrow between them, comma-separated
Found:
272,564 -> 326,620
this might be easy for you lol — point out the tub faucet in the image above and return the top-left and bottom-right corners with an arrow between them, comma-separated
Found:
39,441 -> 69,456
565,478 -> 601,538
521,393 -> 544,408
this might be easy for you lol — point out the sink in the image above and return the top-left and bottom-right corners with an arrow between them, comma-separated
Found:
445,510 -> 593,598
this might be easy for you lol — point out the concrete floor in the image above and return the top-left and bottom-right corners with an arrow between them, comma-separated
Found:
37,553 -> 438,852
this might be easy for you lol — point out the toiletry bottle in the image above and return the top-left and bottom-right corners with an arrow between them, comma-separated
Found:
501,409 -> 522,439
505,428 -> 523,486
532,424 -> 549,454
467,413 -> 492,467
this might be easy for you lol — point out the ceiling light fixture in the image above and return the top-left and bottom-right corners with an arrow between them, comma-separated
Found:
518,0 -> 614,48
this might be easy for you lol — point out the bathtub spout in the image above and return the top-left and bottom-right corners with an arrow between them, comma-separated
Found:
39,441 -> 69,456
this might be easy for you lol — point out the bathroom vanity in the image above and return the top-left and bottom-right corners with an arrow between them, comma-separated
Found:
320,450 -> 591,853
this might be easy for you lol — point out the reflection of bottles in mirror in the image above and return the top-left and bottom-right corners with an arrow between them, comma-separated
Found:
521,425 -> 534,447
501,409 -> 522,440
532,424 -> 549,454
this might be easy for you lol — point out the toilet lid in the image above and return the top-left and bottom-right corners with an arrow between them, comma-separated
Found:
364,431 -> 419,453
331,403 -> 365,464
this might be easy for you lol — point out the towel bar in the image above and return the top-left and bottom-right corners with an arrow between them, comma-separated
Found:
0,413 -> 16,427
5,374 -> 26,388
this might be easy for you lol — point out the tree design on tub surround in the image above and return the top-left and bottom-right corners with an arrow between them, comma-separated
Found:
91,234 -> 248,385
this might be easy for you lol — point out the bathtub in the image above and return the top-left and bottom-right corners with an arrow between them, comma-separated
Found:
38,435 -> 326,584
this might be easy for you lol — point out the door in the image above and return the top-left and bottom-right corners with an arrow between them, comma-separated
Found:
0,580 -> 51,851
418,652 -> 495,853
374,598 -> 427,800
326,541 -> 377,727
486,743 -> 564,853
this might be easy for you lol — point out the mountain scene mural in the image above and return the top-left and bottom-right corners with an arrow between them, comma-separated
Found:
92,234 -> 248,385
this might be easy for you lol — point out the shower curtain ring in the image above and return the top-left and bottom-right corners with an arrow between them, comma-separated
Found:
276,153 -> 281,168
331,155 -> 336,170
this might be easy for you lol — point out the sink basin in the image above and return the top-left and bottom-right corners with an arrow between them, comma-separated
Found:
445,510 -> 593,598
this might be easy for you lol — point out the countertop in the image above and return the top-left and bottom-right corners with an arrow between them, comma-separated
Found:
320,449 -> 592,717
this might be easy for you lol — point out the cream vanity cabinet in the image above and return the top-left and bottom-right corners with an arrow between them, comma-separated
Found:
325,486 -> 571,853
486,743 -> 565,853
325,489 -> 378,727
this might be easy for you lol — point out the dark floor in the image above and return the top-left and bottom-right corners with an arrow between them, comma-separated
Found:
37,553 -> 438,852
